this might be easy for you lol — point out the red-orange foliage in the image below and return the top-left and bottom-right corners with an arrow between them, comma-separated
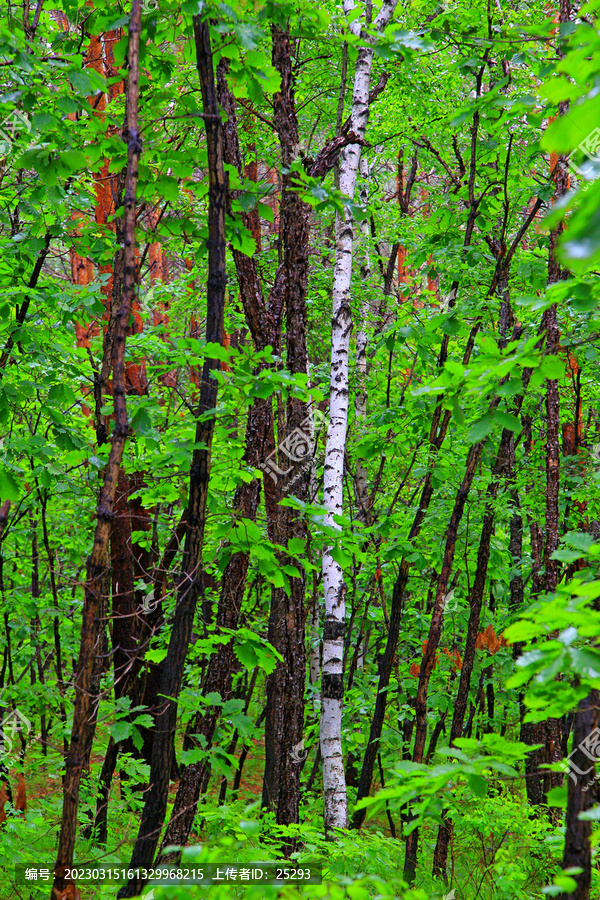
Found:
0,771 -> 26,825
475,624 -> 508,655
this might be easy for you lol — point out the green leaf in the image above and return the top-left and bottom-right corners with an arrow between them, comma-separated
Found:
496,412 -> 521,433
565,531 -> 596,552
467,773 -> 488,798
156,175 -> 180,203
287,537 -> 305,556
130,406 -> 153,435
467,413 -> 494,442
131,727 -> 143,752
0,469 -> 19,502
546,785 -> 568,809
539,355 -> 565,380
257,201 -> 274,222
180,747 -> 206,765
111,721 -> 133,742
577,805 -> 600,821
330,546 -> 352,569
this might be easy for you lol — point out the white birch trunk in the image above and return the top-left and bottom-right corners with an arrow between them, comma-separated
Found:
320,0 -> 398,833
306,374 -> 322,695
355,157 -> 371,670
355,155 -> 371,528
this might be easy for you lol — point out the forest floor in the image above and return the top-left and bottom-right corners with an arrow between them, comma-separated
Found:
2,736 -> 593,900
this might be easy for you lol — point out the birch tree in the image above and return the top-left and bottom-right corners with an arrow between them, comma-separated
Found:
321,0 -> 398,833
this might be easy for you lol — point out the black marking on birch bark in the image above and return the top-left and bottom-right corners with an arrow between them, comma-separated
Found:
324,620 -> 345,641
322,672 -> 344,699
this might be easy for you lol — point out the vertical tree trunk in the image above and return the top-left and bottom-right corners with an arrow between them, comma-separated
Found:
542,0 -> 572,812
400,189 -> 544,876
37,492 -> 68,752
558,690 -> 600,900
403,435 -> 491,883
117,15 -> 227,894
50,2 -> 143,895
151,57 -> 286,857
157,393 -> 276,857
321,0 -> 398,835
354,157 -> 370,525
519,415 -> 547,803
260,26 -> 312,842
432,412 -> 528,879
30,520 -> 48,754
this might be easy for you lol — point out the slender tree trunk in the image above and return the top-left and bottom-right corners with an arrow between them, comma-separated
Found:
118,16 -> 227,893
260,26 -> 311,842
157,394 -> 274,857
152,57 -> 285,858
258,31 -> 374,835
431,424 -> 522,877
50,3 -> 143,895
558,690 -> 600,900
321,0 -> 398,834
351,310 -> 482,830
38,493 -> 68,751
542,0 -> 571,810
354,145 -> 370,523
30,520 -> 48,754
403,435 -> 492,883
431,266 -> 529,880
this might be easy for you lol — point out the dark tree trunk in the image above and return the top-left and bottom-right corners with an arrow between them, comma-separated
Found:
541,2 -> 571,803
520,437 -> 546,805
351,193 -> 540,827
111,471 -> 138,702
38,493 -> 68,752
558,690 -> 600,900
157,394 -> 274,857
118,16 -> 227,894
51,2 -> 144,894
432,420 -> 518,879
153,57 -> 285,859
260,27 -> 311,846
404,434 -> 492,883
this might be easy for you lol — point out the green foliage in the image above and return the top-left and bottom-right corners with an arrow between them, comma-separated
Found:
3,0 -> 600,897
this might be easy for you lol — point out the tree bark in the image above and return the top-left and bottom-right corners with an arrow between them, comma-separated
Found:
50,2 -> 143,895
321,0 -> 398,833
118,15 -> 227,894
558,690 -> 600,900
432,411 -> 528,879
157,393 -> 276,857
150,56 -> 285,858
542,0 -> 572,811
403,434 -> 492,883
260,25 -> 311,843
